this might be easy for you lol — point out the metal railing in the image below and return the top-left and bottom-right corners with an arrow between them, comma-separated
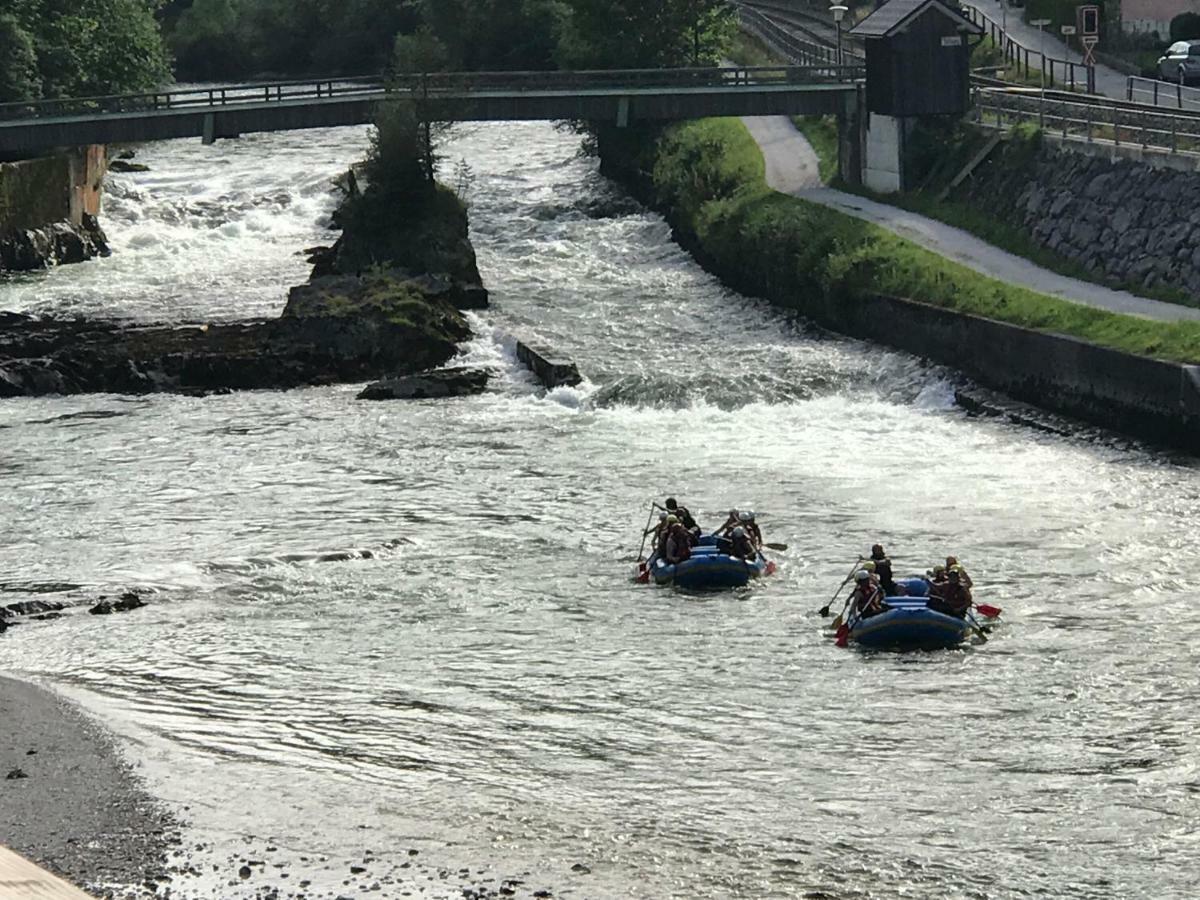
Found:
975,87 -> 1200,155
0,66 -> 862,123
964,6 -> 1095,94
1125,75 -> 1200,110
0,77 -> 383,121
738,5 -> 865,71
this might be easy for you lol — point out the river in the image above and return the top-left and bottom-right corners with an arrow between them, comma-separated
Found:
1,120 -> 1198,899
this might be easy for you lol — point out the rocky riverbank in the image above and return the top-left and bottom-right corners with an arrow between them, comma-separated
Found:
0,214 -> 110,271
0,176 -> 489,398
0,675 -> 178,896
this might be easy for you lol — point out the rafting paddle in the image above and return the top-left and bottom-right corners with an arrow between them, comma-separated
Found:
975,602 -> 1002,618
635,500 -> 661,561
764,542 -> 788,551
818,559 -> 864,616
965,610 -> 989,643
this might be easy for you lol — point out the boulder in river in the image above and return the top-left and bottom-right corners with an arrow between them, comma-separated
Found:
0,215 -> 109,272
88,590 -> 148,615
358,366 -> 489,400
0,271 -> 471,397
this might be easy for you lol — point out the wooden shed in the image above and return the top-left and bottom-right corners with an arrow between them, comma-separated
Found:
850,0 -> 983,117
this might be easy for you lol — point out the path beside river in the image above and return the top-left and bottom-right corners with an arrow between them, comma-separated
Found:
740,115 -> 1200,322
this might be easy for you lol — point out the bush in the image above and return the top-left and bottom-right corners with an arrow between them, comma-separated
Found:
1170,12 -> 1200,42
634,118 -> 1200,363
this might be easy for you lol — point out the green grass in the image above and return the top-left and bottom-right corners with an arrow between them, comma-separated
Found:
791,115 -> 839,184
829,123 -> 1198,310
727,31 -> 782,68
646,118 -> 1200,364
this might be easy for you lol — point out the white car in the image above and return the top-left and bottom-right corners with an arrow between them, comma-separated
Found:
1157,40 -> 1200,84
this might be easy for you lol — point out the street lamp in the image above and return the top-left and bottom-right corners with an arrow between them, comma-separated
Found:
1030,16 -> 1052,125
831,3 -> 848,70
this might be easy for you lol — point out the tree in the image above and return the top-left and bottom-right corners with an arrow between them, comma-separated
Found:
9,0 -> 170,99
393,27 -> 450,75
364,100 -> 436,197
169,0 -> 249,80
1170,12 -> 1200,42
557,0 -> 734,69
0,15 -> 42,102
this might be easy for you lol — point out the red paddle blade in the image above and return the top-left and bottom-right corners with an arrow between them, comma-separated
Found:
765,561 -> 777,576
834,624 -> 849,648
976,603 -> 1002,617
635,562 -> 649,584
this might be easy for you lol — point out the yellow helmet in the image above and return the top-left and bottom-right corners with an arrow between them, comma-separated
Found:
863,561 -> 877,572
932,564 -> 946,574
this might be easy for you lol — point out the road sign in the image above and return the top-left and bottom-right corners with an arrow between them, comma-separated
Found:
1030,18 -> 1052,26
1079,5 -> 1100,35
1061,25 -> 1077,35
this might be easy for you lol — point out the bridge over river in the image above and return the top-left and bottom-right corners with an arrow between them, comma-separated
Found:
0,66 -> 861,158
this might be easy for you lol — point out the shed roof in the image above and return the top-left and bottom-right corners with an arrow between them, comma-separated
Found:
849,0 -> 984,38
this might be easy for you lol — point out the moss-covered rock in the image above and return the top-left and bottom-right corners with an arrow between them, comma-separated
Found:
321,184 -> 488,309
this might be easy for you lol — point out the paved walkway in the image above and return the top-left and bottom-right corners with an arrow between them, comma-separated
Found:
740,115 -> 1200,323
962,0 -> 1131,99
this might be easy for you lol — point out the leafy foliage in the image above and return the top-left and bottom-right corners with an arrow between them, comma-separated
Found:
1170,12 -> 1200,42
558,0 -> 736,68
0,15 -> 42,103
643,118 -> 1200,363
167,0 -> 566,79
4,0 -> 170,101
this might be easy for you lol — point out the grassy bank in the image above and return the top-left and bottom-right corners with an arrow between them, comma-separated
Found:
641,118 -> 1200,363
791,117 -> 1196,309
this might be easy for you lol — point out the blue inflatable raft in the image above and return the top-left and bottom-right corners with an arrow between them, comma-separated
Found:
847,597 -> 972,650
648,535 -> 768,590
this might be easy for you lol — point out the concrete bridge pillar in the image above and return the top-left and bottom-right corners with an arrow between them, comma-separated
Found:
862,113 -> 908,194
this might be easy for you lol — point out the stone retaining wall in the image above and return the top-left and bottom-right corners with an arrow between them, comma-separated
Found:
960,138 -> 1200,297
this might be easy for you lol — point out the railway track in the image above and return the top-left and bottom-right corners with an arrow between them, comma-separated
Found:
740,0 -> 1200,124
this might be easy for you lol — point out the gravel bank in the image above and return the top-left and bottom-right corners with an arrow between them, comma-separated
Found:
0,674 -> 177,898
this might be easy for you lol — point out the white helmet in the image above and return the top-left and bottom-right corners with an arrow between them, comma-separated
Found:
744,510 -> 756,521
854,569 -> 870,582
658,512 -> 668,521
732,526 -> 746,538
738,511 -> 752,522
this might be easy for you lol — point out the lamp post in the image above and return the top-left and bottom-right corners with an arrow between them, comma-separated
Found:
831,3 -> 848,70
1030,17 -> 1052,126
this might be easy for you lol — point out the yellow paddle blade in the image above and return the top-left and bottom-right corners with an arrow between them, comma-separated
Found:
832,613 -> 843,628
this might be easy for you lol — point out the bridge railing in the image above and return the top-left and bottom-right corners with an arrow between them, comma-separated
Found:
974,86 -> 1200,155
0,66 -> 862,123
0,76 -> 385,121
388,65 -> 862,92
964,5 -> 1094,94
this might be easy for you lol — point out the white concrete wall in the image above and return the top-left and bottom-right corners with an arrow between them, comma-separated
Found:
863,113 -> 903,194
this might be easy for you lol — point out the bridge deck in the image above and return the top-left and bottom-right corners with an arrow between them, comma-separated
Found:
0,67 -> 860,157
0,846 -> 95,899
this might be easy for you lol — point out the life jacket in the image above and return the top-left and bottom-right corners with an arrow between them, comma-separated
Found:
855,583 -> 885,615
674,506 -> 697,530
665,533 -> 691,564
730,536 -> 755,559
930,583 -> 971,614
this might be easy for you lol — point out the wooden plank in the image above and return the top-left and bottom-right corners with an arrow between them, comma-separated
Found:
0,846 -> 95,899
